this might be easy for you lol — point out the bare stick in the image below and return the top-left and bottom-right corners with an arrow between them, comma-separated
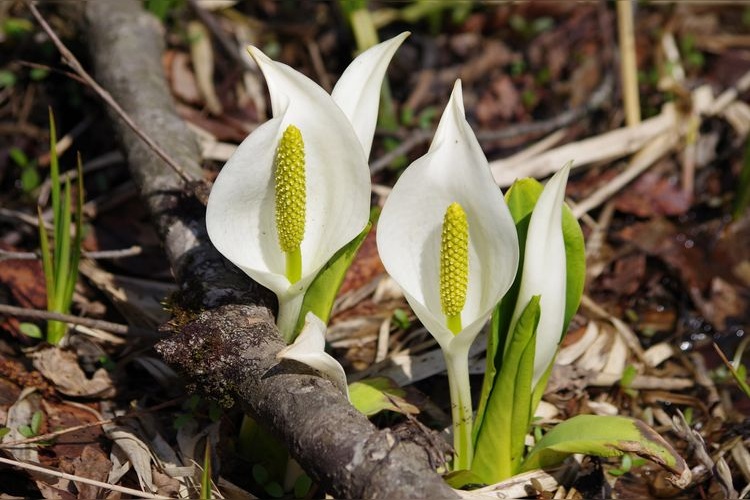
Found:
0,246 -> 142,261
26,1 -> 196,185
0,456 -> 167,499
0,303 -> 157,337
0,397 -> 181,448
617,0 -> 641,126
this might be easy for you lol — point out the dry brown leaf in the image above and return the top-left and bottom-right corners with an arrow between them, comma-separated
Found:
72,446 -> 112,499
31,347 -> 115,398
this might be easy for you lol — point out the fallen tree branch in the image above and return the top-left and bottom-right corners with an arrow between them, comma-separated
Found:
159,305 -> 457,498
75,0 -> 455,497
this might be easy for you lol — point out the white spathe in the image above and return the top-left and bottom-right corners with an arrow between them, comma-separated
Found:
277,312 -> 348,397
511,163 -> 570,387
376,79 -> 519,354
206,34 -> 408,338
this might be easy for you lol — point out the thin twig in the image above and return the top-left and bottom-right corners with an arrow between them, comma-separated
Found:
0,397 -> 182,449
37,150 -> 124,207
0,456 -> 168,499
370,73 -> 613,175
617,0 -> 641,126
0,303 -> 158,338
26,1 -> 196,185
370,130 -> 430,174
0,245 -> 142,262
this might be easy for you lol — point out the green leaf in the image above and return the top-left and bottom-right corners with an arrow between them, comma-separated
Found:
30,410 -> 43,436
2,17 -> 33,37
443,469 -> 486,489
63,154 -> 84,314
239,416 -> 287,484
0,70 -> 17,88
9,147 -> 29,168
252,464 -> 269,485
30,68 -> 49,81
0,427 -> 10,438
293,474 -> 313,499
521,415 -> 689,486
20,166 -> 40,193
348,377 -> 419,416
18,425 -> 34,438
264,482 -> 283,498
292,223 -> 370,338
392,308 -> 411,330
37,208 -> 54,314
200,439 -> 212,500
472,296 -> 540,483
18,322 -> 43,339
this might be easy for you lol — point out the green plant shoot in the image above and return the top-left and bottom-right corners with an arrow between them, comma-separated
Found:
38,109 -> 84,345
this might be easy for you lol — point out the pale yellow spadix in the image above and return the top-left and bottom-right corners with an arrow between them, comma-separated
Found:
440,202 -> 469,334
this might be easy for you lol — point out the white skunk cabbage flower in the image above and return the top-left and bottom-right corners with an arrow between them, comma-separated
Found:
376,80 -> 519,469
510,163 -> 570,388
277,312 -> 348,398
206,34 -> 408,342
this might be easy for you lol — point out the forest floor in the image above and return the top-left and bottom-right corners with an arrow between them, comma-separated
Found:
1,1 -> 750,498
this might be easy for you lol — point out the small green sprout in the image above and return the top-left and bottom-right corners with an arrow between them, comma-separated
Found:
38,109 -> 84,345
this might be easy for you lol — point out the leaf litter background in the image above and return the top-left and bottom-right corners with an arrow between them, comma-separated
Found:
0,1 -> 749,498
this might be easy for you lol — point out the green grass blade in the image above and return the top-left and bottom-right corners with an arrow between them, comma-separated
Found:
200,438 -> 213,499
54,177 -> 72,307
37,208 -> 54,311
48,108 -> 64,273
63,154 -> 84,312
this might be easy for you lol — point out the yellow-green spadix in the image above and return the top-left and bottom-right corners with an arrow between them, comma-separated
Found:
206,33 -> 409,342
376,80 -> 519,469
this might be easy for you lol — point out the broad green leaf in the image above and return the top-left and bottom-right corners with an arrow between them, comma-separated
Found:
0,427 -> 10,438
472,296 -> 540,483
348,377 -> 419,416
292,223 -> 371,338
521,415 -> 690,488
